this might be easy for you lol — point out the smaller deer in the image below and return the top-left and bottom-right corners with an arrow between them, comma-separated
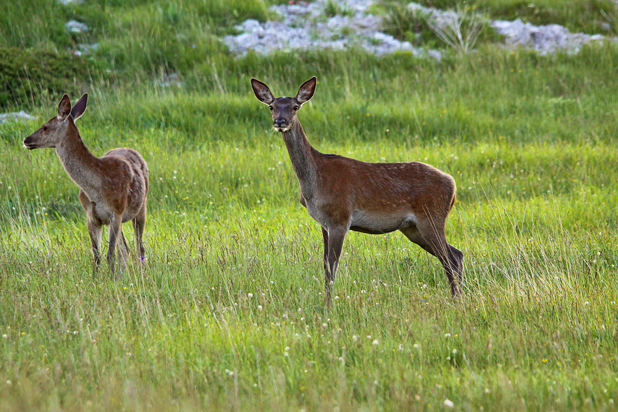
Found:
251,77 -> 463,304
23,94 -> 149,277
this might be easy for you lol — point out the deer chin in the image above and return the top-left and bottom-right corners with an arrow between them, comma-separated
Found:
273,125 -> 291,133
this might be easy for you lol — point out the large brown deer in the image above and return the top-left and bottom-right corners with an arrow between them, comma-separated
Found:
251,77 -> 463,303
23,94 -> 149,277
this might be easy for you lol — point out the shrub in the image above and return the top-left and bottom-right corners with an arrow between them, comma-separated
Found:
0,47 -> 93,110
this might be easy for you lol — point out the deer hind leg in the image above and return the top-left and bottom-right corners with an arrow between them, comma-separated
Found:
119,231 -> 130,268
86,219 -> 103,276
322,226 -> 348,306
132,202 -> 147,265
400,220 -> 463,296
79,191 -> 103,275
107,213 -> 124,279
321,227 -> 329,279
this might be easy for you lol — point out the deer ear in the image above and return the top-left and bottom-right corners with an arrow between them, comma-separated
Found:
295,77 -> 316,104
57,94 -> 71,120
251,78 -> 275,105
71,93 -> 88,121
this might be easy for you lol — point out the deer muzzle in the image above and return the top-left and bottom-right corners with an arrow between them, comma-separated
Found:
23,134 -> 46,149
273,118 -> 290,132
23,136 -> 37,149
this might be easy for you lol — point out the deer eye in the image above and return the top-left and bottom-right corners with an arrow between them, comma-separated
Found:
294,105 -> 300,110
42,126 -> 48,131
268,105 -> 273,111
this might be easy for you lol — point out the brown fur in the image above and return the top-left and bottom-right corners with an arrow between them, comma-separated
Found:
23,94 -> 149,277
251,77 -> 463,304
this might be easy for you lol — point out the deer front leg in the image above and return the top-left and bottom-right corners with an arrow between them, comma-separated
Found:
87,218 -> 102,276
448,245 -> 464,295
107,213 -> 123,279
324,226 -> 347,306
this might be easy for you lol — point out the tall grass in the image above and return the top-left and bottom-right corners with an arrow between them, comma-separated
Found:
1,0 -> 618,410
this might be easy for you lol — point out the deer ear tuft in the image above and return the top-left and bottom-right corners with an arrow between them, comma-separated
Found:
251,78 -> 275,105
57,94 -> 71,119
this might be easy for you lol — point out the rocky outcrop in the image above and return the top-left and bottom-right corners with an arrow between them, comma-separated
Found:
0,111 -> 37,124
224,0 -> 440,58
224,0 -> 611,57
491,19 -> 605,55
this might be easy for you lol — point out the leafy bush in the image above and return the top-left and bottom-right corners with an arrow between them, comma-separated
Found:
323,0 -> 355,18
194,0 -> 276,34
0,47 -> 93,110
381,2 -> 500,49
381,2 -> 442,48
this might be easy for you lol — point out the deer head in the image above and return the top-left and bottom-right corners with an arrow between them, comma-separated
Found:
23,94 -> 88,149
251,77 -> 316,132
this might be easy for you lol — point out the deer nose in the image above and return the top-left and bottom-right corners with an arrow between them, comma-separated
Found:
23,136 -> 35,149
274,118 -> 287,127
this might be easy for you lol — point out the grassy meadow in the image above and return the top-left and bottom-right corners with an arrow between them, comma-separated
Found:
1,0 -> 618,410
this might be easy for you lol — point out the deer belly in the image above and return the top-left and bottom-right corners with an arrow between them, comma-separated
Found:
90,200 -> 141,225
350,211 -> 416,234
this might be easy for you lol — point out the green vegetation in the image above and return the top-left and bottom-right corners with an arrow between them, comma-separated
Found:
324,0 -> 356,17
0,48 -> 95,109
1,0 -> 618,411
416,0 -> 618,35
0,0 -> 279,109
380,1 -> 502,49
379,0 -> 618,49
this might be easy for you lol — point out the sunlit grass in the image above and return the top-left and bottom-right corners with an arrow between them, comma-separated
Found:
1,1 -> 618,410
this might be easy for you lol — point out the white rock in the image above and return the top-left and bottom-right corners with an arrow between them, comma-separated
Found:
223,0 -> 439,58
0,111 -> 37,124
427,49 -> 442,61
223,0 -> 608,58
155,73 -> 183,88
408,1 -> 610,55
65,20 -> 88,33
490,18 -> 607,55
371,32 -> 389,42
241,19 -> 262,33
77,43 -> 99,55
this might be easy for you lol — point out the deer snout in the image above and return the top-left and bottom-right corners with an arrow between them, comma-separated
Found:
274,118 -> 288,127
273,118 -> 290,132
23,136 -> 36,150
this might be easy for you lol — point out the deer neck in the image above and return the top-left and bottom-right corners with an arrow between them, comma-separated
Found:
281,121 -> 319,199
55,122 -> 102,197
